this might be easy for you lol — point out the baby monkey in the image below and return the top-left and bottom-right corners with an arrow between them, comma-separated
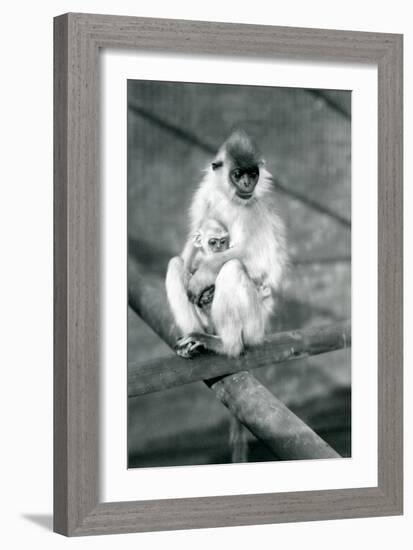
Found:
186,218 -> 230,312
192,218 -> 230,270
185,218 -> 270,337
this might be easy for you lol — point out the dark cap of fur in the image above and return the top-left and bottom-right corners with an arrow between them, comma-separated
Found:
224,130 -> 262,169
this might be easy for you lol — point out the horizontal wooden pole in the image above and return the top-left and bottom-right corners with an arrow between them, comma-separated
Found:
128,260 -> 341,460
128,320 -> 350,397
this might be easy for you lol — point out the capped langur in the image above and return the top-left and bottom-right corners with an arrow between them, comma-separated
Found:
189,217 -> 231,274
165,130 -> 287,358
188,217 -> 270,309
184,218 -> 231,337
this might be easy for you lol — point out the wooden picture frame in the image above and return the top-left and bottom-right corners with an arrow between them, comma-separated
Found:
53,13 -> 403,536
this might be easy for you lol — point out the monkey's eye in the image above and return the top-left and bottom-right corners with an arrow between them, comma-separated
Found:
220,239 -> 227,246
248,168 -> 259,178
209,239 -> 217,247
231,169 -> 242,181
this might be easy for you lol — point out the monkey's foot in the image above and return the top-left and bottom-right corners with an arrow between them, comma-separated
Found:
197,285 -> 215,308
175,336 -> 206,359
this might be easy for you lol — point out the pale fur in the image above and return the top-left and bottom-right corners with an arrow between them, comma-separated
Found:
166,147 -> 287,356
189,160 -> 287,303
187,219 -> 230,333
165,257 -> 203,335
191,218 -> 229,271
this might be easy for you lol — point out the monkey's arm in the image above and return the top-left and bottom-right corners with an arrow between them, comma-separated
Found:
201,247 -> 241,271
181,238 -> 197,274
165,256 -> 204,335
186,246 -> 242,302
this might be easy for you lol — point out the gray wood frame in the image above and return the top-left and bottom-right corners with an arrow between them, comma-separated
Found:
54,13 -> 403,536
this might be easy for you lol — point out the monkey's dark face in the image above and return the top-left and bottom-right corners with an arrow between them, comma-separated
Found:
207,235 -> 229,253
212,130 -> 263,201
229,165 -> 260,200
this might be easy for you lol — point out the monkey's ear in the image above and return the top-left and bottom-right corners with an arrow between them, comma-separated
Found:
211,160 -> 223,170
192,232 -> 203,247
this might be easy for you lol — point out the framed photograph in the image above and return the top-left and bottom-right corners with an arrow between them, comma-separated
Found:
54,13 -> 403,536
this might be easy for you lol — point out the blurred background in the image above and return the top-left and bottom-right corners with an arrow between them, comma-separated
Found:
127,80 -> 351,468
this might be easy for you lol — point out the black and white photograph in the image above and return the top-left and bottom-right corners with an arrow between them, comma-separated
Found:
1,0 -> 406,544
127,79 -> 351,468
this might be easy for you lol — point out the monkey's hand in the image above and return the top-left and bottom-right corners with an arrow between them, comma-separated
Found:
187,263 -> 217,305
258,283 -> 271,299
175,335 -> 205,359
197,285 -> 215,308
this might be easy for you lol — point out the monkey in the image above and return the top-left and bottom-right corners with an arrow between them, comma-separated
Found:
189,217 -> 231,275
166,133 -> 287,462
183,218 -> 231,336
188,217 -> 270,308
165,129 -> 287,359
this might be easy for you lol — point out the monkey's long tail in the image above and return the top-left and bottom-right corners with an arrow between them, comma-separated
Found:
229,417 -> 248,463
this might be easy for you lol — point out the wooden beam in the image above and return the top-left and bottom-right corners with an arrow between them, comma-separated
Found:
128,320 -> 350,397
128,261 -> 341,460
211,371 -> 340,460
